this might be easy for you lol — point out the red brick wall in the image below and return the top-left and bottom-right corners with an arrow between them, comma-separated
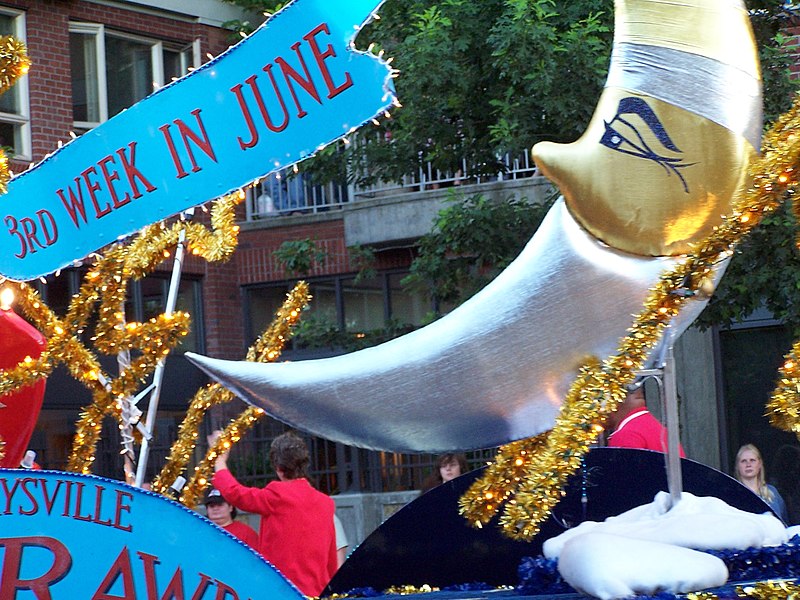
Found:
3,0 -> 234,169
787,25 -> 800,80
236,220 -> 417,286
0,0 -> 248,357
237,219 -> 350,285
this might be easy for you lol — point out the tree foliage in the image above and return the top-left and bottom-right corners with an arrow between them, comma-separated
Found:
346,0 -> 612,185
402,191 -> 556,307
224,0 -> 800,332
697,0 -> 800,332
224,0 -> 613,184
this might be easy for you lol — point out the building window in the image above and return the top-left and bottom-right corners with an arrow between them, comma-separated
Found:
0,8 -> 30,161
244,271 -> 432,351
69,22 -> 196,131
127,275 -> 204,354
36,269 -> 204,354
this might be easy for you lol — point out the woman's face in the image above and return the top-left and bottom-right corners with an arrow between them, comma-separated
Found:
737,449 -> 761,480
206,501 -> 234,526
440,460 -> 461,483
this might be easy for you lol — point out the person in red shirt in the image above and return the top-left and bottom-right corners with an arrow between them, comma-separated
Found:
203,488 -> 259,549
211,430 -> 337,597
606,382 -> 685,457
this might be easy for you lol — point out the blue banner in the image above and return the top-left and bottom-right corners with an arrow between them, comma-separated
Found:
0,0 -> 394,281
0,470 -> 303,598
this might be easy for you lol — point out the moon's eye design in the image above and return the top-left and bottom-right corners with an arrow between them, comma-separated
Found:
600,96 -> 695,193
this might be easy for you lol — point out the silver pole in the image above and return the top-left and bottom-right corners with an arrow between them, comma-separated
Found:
134,221 -> 189,487
662,335 -> 683,508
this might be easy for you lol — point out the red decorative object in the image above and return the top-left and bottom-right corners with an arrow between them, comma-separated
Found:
0,304 -> 46,468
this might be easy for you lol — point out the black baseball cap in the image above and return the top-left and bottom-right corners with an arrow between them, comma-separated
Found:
204,488 -> 226,505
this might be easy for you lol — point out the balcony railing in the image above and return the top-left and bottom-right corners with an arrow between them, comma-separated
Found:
245,150 -> 539,221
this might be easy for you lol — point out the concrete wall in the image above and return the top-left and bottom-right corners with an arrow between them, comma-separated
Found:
344,177 -> 554,247
675,326 -> 722,469
109,0 -> 263,27
223,490 -> 420,553
333,491 -> 420,550
645,325 -> 721,470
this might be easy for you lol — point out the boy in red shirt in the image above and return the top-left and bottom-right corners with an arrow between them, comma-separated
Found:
606,383 -> 685,457
203,488 -> 259,549
211,431 -> 337,596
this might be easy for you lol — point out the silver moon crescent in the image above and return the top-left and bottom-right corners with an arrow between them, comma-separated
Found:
187,0 -> 759,453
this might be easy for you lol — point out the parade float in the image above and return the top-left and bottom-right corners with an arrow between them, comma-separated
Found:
2,0 -> 800,598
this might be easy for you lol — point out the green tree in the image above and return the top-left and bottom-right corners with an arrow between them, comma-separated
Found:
224,0 -> 613,184
348,0 -> 612,185
273,238 -> 326,277
402,191 -> 556,307
697,1 -> 800,333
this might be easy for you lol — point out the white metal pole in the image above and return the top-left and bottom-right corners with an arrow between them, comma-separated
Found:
134,224 -> 189,487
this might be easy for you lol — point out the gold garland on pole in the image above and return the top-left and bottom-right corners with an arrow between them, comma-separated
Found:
180,406 -> 264,508
68,194 -> 242,472
173,282 -> 310,507
460,95 -> 800,540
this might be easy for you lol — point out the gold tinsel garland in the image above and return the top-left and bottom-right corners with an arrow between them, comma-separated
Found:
174,282 -> 311,507
68,193 -> 242,472
768,348 -> 800,436
0,35 -> 29,95
0,35 -> 29,195
460,96 -> 800,540
180,405 -> 265,508
152,281 -> 310,502
737,581 -> 800,599
458,433 -> 550,527
0,193 -> 241,473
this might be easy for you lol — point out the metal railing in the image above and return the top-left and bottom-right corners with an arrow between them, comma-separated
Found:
245,150 -> 539,220
213,418 -> 498,496
90,412 -> 497,496
245,170 -> 350,219
352,149 -> 538,200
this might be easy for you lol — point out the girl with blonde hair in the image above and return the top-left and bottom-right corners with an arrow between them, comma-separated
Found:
735,443 -> 788,522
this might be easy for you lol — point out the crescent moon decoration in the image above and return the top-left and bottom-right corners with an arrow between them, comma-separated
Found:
468,97 -> 800,541
186,0 -> 761,456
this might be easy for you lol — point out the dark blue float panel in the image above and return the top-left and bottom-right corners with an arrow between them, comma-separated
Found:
327,447 -> 775,595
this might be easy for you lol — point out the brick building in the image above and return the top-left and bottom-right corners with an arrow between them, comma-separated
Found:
4,0 -> 262,473
12,0 -> 494,512
9,1 -> 800,544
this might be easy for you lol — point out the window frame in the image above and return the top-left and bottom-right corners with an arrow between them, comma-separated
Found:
243,269 -> 435,350
69,21 -> 108,130
0,7 -> 31,161
69,21 -> 198,130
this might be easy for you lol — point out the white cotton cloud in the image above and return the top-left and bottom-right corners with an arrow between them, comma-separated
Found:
543,491 -> 789,599
557,532 -> 728,600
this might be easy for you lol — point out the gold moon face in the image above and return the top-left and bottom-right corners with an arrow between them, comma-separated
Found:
533,0 -> 761,257
533,90 -> 758,256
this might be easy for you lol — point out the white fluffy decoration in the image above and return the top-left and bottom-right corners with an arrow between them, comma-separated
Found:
544,491 -> 788,599
558,532 -> 728,599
